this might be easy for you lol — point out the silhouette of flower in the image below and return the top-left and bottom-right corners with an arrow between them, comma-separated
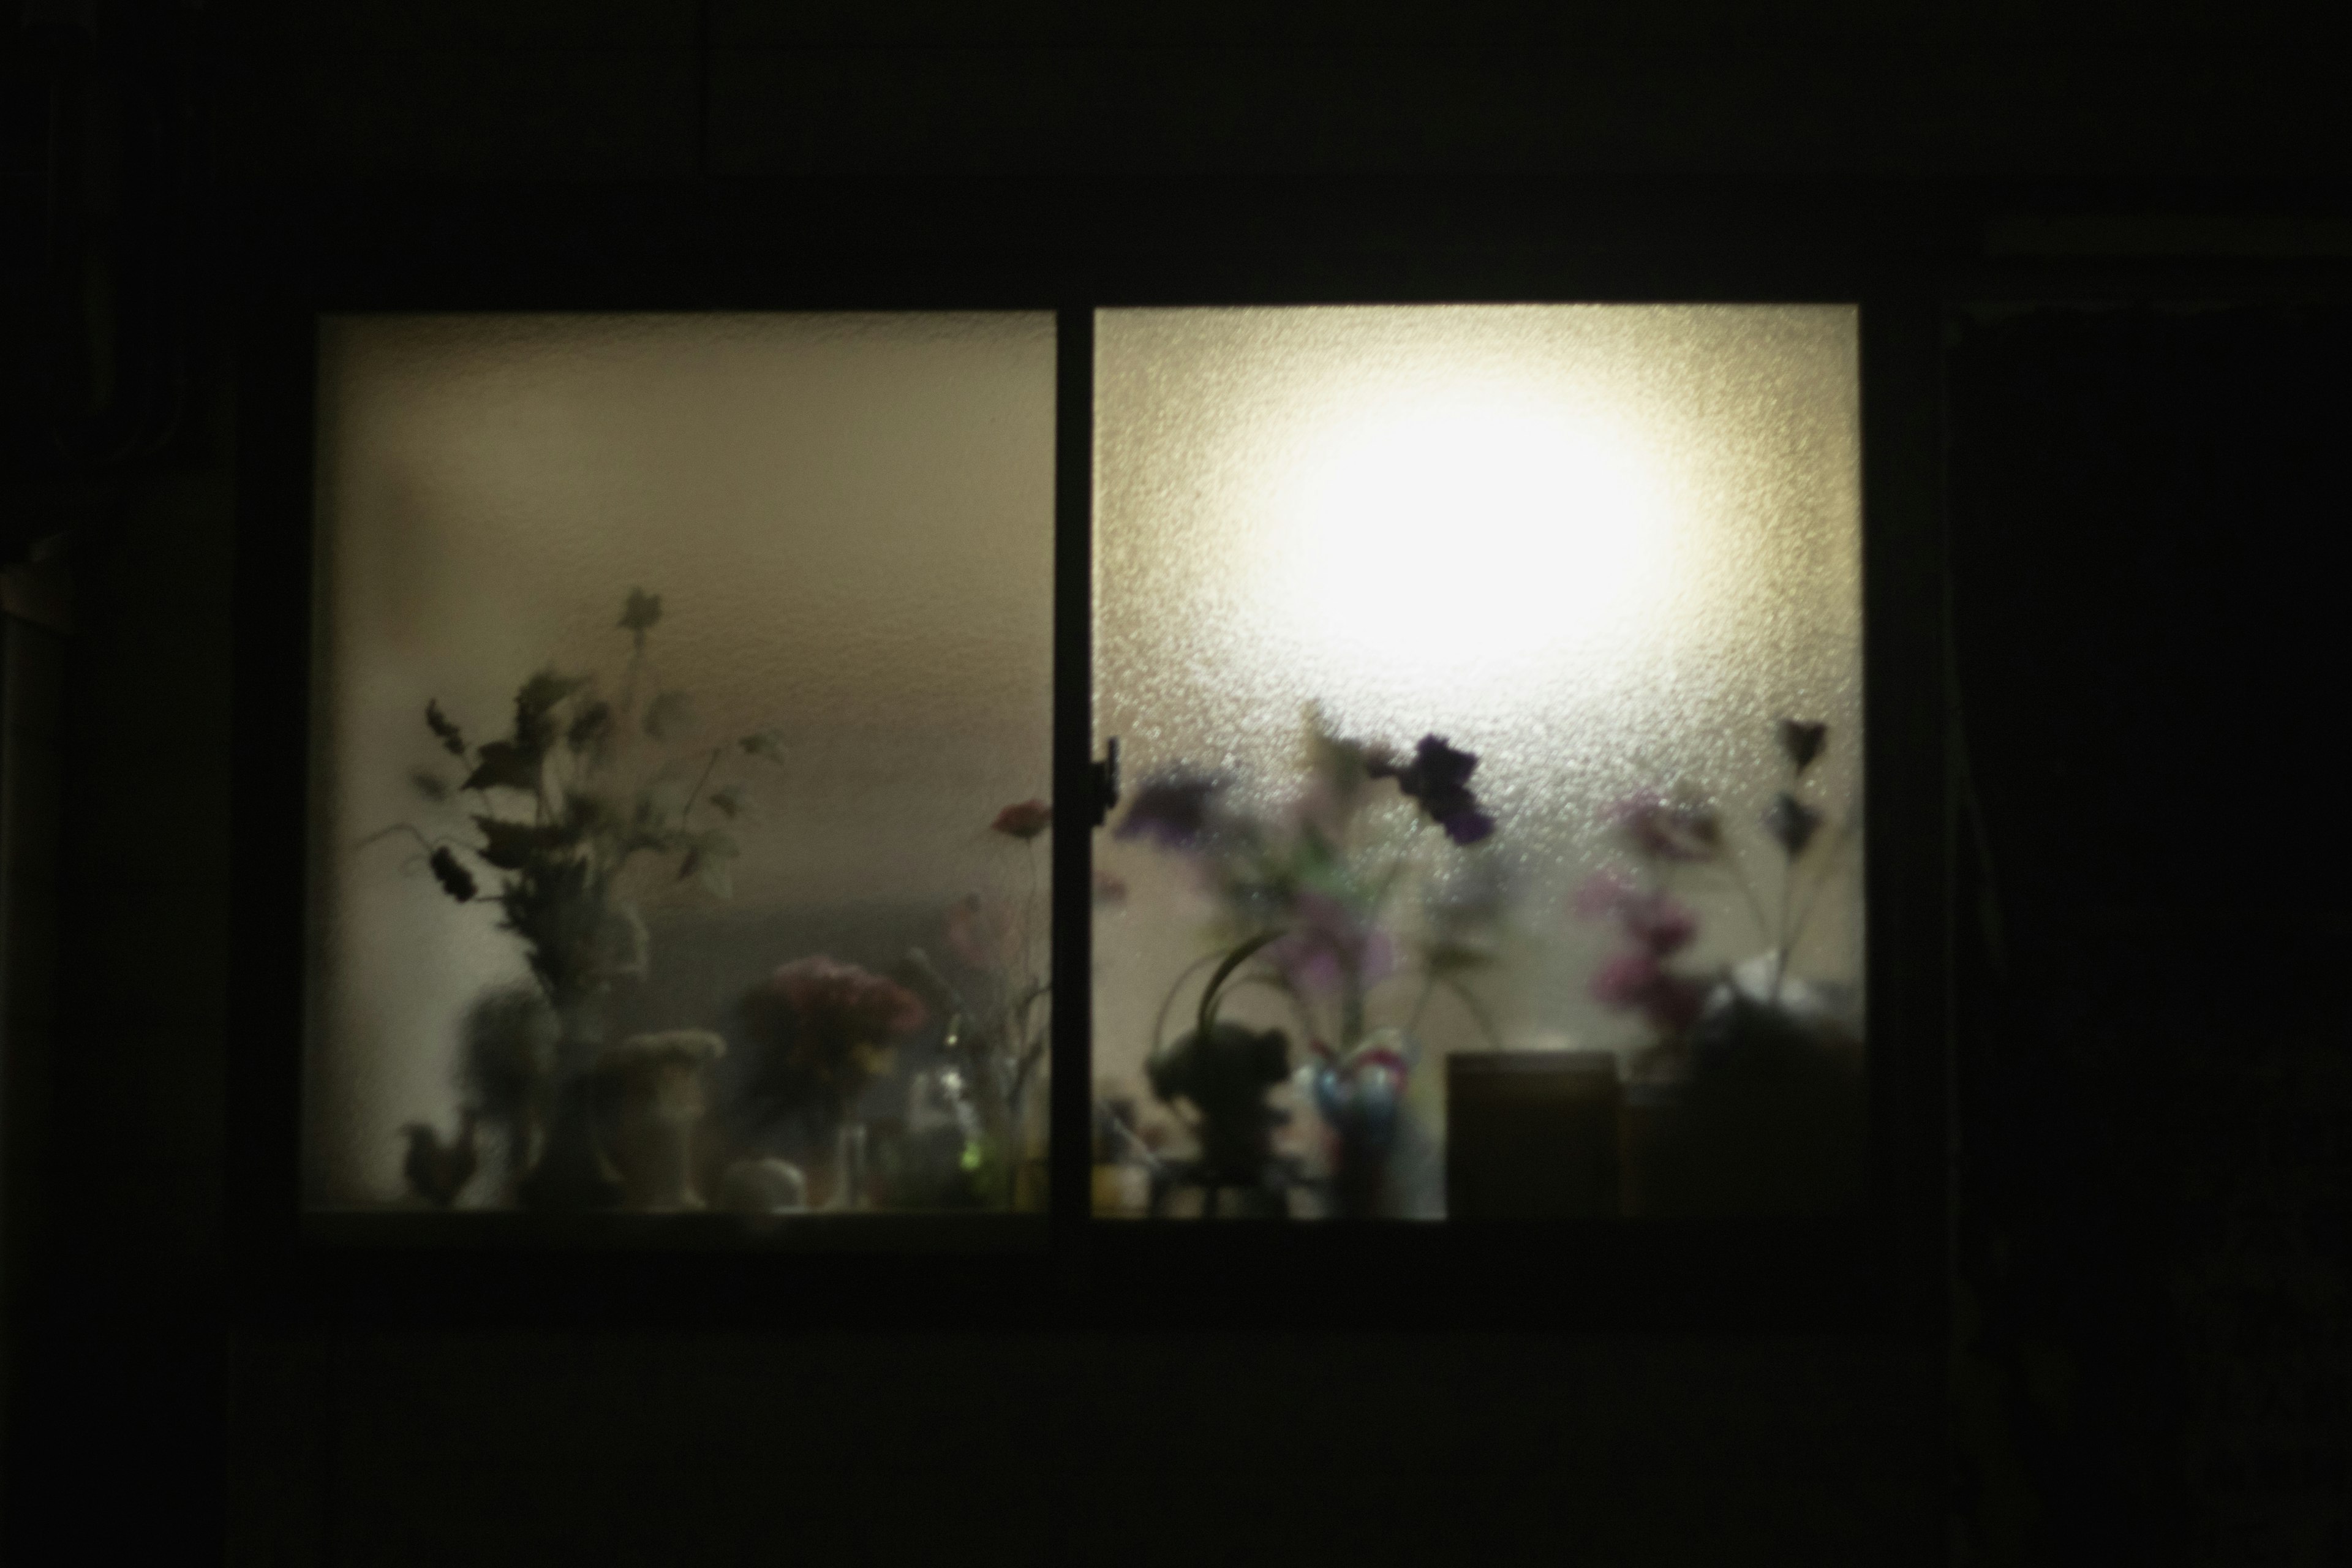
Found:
1777,719 -> 1828,774
1114,771 -> 1222,850
991,799 -> 1052,840
1763,791 -> 1823,856
1373,734 -> 1496,845
1608,789 -> 1721,861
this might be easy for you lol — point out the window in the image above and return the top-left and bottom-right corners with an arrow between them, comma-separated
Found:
239,205 -> 1942,1327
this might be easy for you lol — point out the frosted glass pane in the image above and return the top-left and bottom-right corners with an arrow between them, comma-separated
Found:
1093,305 -> 1865,1219
306,313 -> 1056,1222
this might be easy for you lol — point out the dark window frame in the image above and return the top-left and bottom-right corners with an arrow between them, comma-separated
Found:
227,181 -> 1951,1339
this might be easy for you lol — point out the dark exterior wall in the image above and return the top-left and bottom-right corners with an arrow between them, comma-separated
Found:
5,4 -> 2348,1563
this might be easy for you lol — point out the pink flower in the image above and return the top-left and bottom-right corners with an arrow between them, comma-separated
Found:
1619,891 -> 1697,957
1574,872 -> 1696,956
1589,947 -> 1708,1035
991,799 -> 1052,840
1608,790 -> 1722,862
1591,949 -> 1663,1008
771,956 -> 927,1041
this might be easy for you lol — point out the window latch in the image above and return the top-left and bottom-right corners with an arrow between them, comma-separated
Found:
1090,737 -> 1121,827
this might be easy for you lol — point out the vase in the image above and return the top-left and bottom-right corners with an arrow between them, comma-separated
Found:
595,1031 -> 726,1211
1310,1063 -> 1402,1218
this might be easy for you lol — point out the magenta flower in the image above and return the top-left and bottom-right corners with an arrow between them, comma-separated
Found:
1114,770 -> 1221,851
1608,790 -> 1722,862
1574,868 -> 1641,919
1574,871 -> 1697,956
1590,947 -> 1706,1033
1590,948 -> 1662,1008
1619,891 -> 1697,956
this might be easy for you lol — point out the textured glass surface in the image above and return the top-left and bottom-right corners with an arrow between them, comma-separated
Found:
306,314 -> 1055,1220
1093,306 -> 1865,1219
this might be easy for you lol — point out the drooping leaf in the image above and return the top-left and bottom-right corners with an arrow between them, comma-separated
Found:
643,690 -> 695,741
620,588 -> 663,638
462,740 -> 541,794
410,768 -> 450,803
567,699 -> 614,755
707,783 -> 746,820
425,700 -> 467,758
562,791 -> 619,841
739,729 -> 786,764
428,846 -> 477,903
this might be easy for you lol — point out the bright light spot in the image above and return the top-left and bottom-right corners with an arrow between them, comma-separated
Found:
1265,391 -> 1669,692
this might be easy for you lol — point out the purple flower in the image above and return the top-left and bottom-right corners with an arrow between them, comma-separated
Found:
1762,791 -> 1823,856
1373,734 -> 1496,846
1608,790 -> 1722,862
1113,770 -> 1221,851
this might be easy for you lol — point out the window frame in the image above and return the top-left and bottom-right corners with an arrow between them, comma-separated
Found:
227,181 -> 1950,1338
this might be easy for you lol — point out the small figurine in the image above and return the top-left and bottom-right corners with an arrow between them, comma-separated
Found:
399,1110 -> 478,1207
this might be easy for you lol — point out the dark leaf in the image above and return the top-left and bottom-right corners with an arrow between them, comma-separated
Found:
567,699 -> 614,755
707,784 -> 746,820
473,816 -> 575,872
1763,792 -> 1823,856
739,728 -> 786,764
425,701 -> 467,758
643,690 -> 695,741
1777,719 -> 1828,774
428,846 -> 477,903
462,741 -> 541,794
516,669 -> 587,720
620,588 -> 663,637
409,769 -> 450,803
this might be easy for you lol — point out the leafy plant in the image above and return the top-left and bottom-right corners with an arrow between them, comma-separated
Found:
368,588 -> 784,1034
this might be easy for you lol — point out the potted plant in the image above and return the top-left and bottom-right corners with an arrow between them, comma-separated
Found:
1577,718 -> 1866,1215
1113,709 -> 1507,1218
366,588 -> 783,1211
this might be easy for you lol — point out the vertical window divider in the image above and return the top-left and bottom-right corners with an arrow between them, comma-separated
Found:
1048,306 -> 1097,1260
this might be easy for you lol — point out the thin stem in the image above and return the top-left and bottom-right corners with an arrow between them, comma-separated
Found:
1407,974 -> 1439,1034
1781,818 -> 1852,970
1439,974 -> 1506,1052
680,745 -> 722,820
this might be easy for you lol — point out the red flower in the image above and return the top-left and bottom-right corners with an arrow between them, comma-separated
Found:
991,799 -> 1052,840
770,956 -> 927,1042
